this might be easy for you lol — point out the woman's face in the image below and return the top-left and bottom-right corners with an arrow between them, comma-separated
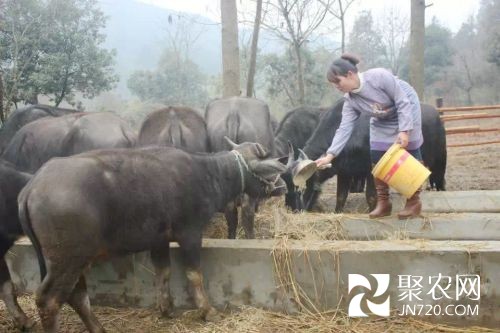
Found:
331,71 -> 359,93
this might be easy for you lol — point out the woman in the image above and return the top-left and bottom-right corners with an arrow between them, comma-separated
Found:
315,54 -> 423,219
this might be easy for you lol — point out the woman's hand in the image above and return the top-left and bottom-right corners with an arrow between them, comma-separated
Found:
396,131 -> 409,148
315,153 -> 335,168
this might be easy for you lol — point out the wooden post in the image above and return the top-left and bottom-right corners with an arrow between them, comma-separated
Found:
436,97 -> 443,116
409,0 -> 425,101
221,0 -> 241,97
435,97 -> 443,108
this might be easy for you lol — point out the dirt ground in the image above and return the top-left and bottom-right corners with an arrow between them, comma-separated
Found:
5,296 -> 498,333
439,116 -> 500,190
1,120 -> 499,332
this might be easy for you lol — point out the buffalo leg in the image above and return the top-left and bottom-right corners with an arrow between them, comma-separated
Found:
36,261 -> 88,332
224,201 -> 238,239
365,175 -> 377,211
303,175 -> 320,211
335,174 -> 350,213
304,173 -> 327,211
0,242 -> 34,330
150,243 -> 173,317
432,166 -> 446,191
67,275 -> 105,333
178,232 -> 218,321
241,195 -> 257,239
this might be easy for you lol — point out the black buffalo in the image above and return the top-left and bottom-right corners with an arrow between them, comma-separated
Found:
0,104 -> 78,154
205,97 -> 277,238
138,106 -> 209,152
0,160 -> 32,330
274,106 -> 322,157
2,112 -> 137,173
301,100 -> 375,212
295,101 -> 446,213
19,141 -> 287,332
421,105 -> 447,190
274,106 -> 322,210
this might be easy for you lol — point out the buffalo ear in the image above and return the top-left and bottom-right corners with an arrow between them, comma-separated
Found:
249,159 -> 287,178
277,155 -> 289,166
269,159 -> 288,174
224,136 -> 238,149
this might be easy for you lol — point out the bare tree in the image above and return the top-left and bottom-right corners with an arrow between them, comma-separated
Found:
451,17 -> 479,105
376,5 -> 409,75
459,55 -> 474,105
261,0 -> 333,105
409,0 -> 426,100
319,0 -> 356,53
164,14 -> 205,64
246,0 -> 263,97
221,0 -> 241,97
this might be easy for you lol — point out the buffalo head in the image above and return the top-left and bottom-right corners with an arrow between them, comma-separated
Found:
224,136 -> 287,198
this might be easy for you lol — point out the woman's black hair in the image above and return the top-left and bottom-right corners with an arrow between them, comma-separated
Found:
326,53 -> 360,83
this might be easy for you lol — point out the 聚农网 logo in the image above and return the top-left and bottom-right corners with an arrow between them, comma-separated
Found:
348,274 -> 390,317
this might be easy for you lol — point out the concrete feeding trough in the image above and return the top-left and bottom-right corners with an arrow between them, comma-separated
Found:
7,239 -> 500,328
5,191 -> 500,328
337,190 -> 500,214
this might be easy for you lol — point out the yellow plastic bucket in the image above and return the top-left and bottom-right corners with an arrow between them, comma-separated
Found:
372,144 -> 431,198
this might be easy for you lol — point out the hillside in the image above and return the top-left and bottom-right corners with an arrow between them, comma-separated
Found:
98,0 -> 223,95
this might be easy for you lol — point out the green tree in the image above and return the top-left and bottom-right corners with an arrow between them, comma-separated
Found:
423,18 -> 453,87
37,0 -> 118,106
478,0 -> 500,67
0,0 -> 45,110
347,10 -> 386,70
471,0 -> 500,103
398,18 -> 454,100
127,49 -> 208,107
0,0 -> 117,111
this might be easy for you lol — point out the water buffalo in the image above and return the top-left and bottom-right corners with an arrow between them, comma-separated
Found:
296,101 -> 446,213
2,112 -> 137,173
274,106 -> 322,157
0,160 -> 32,330
205,96 -> 276,238
421,105 -> 447,190
19,140 -> 287,333
274,106 -> 322,210
0,104 -> 78,154
138,106 -> 209,152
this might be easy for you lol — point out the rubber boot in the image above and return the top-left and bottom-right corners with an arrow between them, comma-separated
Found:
369,179 -> 392,218
398,188 -> 422,219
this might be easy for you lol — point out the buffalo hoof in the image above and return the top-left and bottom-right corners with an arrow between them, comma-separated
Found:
157,301 -> 174,318
203,307 -> 222,322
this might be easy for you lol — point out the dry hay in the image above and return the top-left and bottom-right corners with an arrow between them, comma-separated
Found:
1,296 -> 497,333
203,196 -> 349,241
268,235 -> 498,333
204,195 -> 424,241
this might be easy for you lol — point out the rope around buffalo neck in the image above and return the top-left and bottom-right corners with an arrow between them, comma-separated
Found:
230,150 -> 281,195
231,150 -> 246,192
